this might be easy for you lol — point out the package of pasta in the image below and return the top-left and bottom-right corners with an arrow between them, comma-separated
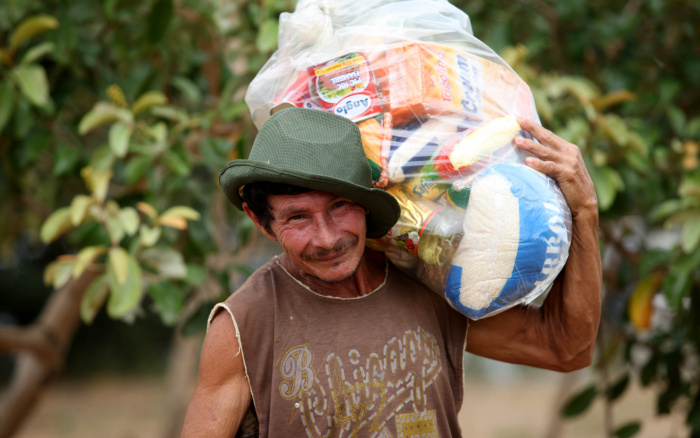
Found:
243,0 -> 572,319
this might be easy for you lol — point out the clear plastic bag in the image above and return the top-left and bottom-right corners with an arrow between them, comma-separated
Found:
244,0 -> 572,319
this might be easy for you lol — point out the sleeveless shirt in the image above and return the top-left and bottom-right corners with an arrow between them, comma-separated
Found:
210,256 -> 468,437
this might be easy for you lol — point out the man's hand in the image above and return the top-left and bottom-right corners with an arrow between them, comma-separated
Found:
515,118 -> 598,219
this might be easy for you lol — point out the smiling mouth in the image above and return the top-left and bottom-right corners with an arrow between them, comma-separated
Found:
303,237 -> 358,263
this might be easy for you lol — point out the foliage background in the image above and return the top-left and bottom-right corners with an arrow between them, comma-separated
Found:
1,0 -> 699,437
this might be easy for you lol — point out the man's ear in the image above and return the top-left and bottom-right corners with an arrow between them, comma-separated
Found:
242,202 -> 278,241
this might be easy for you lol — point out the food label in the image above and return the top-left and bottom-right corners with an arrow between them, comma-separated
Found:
309,53 -> 382,121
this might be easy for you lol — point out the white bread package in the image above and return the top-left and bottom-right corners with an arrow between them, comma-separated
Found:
244,0 -> 572,319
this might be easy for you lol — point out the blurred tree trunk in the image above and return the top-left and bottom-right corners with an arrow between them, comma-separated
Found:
0,267 -> 100,438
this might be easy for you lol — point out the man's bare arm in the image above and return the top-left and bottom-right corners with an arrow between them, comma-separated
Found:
466,119 -> 602,372
180,311 -> 252,437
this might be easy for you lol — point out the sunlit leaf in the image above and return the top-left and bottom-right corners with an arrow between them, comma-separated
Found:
12,64 -> 50,108
20,41 -> 55,65
158,215 -> 188,230
132,91 -> 168,115
80,273 -> 109,325
40,207 -> 73,244
44,255 -> 76,289
108,121 -> 132,158
160,206 -> 201,221
139,224 -> 162,247
667,106 -> 686,137
70,194 -> 93,226
141,247 -> 187,279
73,245 -> 107,278
598,114 -> 629,147
107,252 -> 143,318
682,219 -> 700,254
137,202 -> 158,220
108,247 -> 130,285
628,271 -> 663,331
78,102 -> 133,135
592,90 -> 636,111
119,207 -> 140,236
562,384 -> 598,417
9,15 -> 59,50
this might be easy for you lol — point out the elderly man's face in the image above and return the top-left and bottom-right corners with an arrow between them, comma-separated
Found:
260,190 -> 368,284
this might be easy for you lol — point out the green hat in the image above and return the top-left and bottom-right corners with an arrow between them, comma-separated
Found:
219,107 -> 400,238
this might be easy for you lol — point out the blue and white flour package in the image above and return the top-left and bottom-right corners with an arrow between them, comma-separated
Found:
444,163 -> 572,319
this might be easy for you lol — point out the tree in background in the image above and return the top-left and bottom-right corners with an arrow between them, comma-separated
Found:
0,0 -> 698,437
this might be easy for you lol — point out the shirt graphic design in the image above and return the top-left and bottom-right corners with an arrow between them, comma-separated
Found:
277,326 -> 442,437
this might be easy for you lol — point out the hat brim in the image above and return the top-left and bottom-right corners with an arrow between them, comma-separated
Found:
220,161 -> 400,238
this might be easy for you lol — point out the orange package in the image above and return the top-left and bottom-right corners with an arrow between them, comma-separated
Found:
371,42 -> 537,125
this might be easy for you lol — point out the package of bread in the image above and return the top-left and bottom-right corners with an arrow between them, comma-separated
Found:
243,0 -> 573,319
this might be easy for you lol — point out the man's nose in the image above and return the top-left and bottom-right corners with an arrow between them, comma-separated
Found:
312,214 -> 339,248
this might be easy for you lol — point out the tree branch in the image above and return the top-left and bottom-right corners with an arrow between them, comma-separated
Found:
0,266 -> 100,438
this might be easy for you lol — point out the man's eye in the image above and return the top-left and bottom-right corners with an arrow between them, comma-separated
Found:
333,200 -> 348,209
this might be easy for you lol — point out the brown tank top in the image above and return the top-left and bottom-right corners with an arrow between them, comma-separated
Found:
210,256 -> 468,437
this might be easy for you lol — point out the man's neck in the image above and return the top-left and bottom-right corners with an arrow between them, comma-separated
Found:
278,249 -> 387,298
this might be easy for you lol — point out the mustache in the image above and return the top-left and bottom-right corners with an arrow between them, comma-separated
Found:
302,236 -> 358,261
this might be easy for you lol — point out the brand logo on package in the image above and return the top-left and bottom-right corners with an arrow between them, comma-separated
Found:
334,92 -> 373,118
309,52 -> 382,122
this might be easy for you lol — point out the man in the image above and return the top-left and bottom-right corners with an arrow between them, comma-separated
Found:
181,107 -> 601,437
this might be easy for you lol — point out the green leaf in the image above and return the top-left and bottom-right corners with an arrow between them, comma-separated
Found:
185,264 -> 206,286
0,81 -> 15,133
119,206 -> 140,236
20,41 -> 55,65
12,64 -> 50,108
9,15 -> 59,50
80,273 -> 109,325
52,143 -> 79,177
108,121 -> 132,158
589,165 -> 624,211
124,154 -> 153,184
606,373 -> 630,402
667,106 -> 686,137
614,422 -> 641,438
108,247 -> 130,285
171,76 -> 202,107
256,19 -> 279,52
163,150 -> 190,176
132,91 -> 168,115
73,245 -> 108,278
140,247 -> 187,279
78,102 -> 133,135
147,0 -> 174,43
107,252 -> 143,318
682,219 -> 700,254
148,281 -> 185,326
562,384 -> 598,417
40,207 -> 73,244
181,302 -> 213,337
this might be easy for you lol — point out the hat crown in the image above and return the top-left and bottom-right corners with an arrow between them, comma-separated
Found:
250,108 -> 372,187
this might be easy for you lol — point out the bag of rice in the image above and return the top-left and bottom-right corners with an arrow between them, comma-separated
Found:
243,0 -> 572,319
